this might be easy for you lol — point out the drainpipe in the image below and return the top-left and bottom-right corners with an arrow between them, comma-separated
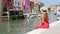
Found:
0,0 -> 4,22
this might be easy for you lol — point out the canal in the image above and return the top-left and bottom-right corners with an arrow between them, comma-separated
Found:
0,13 -> 57,34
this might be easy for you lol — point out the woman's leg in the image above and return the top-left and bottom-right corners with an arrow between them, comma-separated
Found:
34,22 -> 49,29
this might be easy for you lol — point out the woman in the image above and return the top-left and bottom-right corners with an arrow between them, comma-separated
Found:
34,7 -> 49,29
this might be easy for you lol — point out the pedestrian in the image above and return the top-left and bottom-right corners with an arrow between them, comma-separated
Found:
34,6 -> 49,29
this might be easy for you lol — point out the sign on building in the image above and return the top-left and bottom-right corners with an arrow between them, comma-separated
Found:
14,0 -> 19,7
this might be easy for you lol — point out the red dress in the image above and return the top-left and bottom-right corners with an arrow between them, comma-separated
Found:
34,17 -> 49,29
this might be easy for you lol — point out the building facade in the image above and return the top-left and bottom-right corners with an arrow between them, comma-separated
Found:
51,4 -> 60,12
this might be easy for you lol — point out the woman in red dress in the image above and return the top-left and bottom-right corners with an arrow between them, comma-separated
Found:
34,7 -> 49,29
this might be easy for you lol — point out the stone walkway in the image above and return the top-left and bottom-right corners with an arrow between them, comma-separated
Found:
26,20 -> 60,34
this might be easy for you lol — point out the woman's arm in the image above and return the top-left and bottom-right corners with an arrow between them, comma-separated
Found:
41,14 -> 44,23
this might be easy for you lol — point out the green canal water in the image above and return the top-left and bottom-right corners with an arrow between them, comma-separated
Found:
0,13 -> 57,34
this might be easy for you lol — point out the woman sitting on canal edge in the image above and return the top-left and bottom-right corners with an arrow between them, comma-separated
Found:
34,7 -> 49,29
